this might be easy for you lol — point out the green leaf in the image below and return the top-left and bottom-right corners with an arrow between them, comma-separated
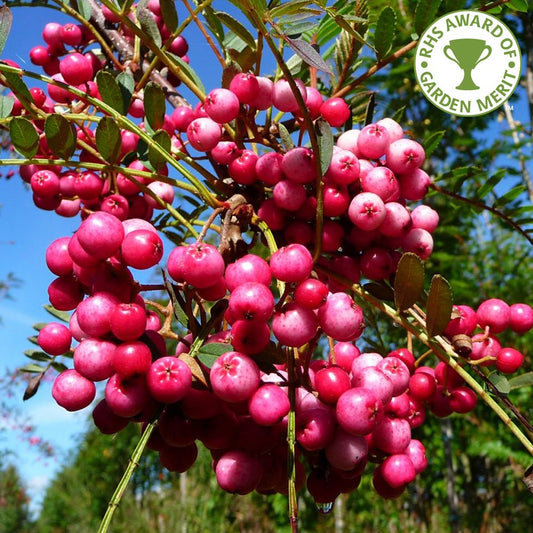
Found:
493,184 -> 526,207
509,372 -> 533,391
507,0 -> 529,12
423,129 -> 445,158
394,253 -> 425,312
44,114 -> 77,160
198,341 -> 234,358
96,71 -> 126,115
0,5 -> 13,56
363,282 -> 395,302
76,0 -> 93,20
216,11 -> 256,50
148,129 -> 172,172
315,118 -> 334,176
10,117 -> 39,158
20,363 -> 46,374
137,6 -> 162,48
277,122 -> 295,151
477,170 -> 505,200
374,6 -> 396,61
426,274 -> 453,338
331,14 -> 370,48
284,36 -> 334,74
1,68 -> 33,106
270,1 -> 322,19
0,94 -> 14,118
414,0 -> 441,36
160,0 -> 178,33
281,20 -> 320,37
51,361 -> 69,373
143,81 -> 166,130
96,117 -> 122,164
202,5 -> 225,47
43,304 -> 71,323
168,53 -> 206,95
490,373 -> 511,395
24,350 -> 52,362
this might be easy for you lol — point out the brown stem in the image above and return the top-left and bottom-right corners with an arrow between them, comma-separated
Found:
331,40 -> 418,99
431,183 -> 533,246
181,0 -> 225,68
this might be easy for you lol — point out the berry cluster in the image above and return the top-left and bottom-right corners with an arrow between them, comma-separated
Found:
444,299 -> 532,374
11,2 -> 529,514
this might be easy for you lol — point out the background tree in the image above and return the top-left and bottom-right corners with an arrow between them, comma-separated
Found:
0,458 -> 32,533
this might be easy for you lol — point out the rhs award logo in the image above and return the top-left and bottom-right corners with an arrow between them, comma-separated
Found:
414,10 -> 521,117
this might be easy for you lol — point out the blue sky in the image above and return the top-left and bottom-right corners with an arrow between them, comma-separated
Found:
0,1 -> 531,520
0,4 -> 220,515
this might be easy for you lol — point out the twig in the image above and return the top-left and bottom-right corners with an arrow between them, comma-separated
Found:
431,183 -> 533,246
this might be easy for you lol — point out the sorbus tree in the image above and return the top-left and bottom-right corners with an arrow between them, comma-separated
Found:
0,0 -> 532,531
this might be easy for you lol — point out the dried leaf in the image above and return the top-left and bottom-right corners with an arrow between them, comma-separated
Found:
426,275 -> 453,338
394,253 -> 425,311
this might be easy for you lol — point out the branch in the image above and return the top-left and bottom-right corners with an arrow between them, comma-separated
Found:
430,183 -> 533,246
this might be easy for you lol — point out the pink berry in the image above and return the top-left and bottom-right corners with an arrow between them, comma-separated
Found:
315,365 -> 351,404
509,303 -> 533,334
186,117 -> 222,151
360,166 -> 400,202
272,303 -> 318,347
180,243 -> 225,289
270,243 -> 313,283
120,229 -> 164,270
74,338 -> 116,382
229,73 -> 259,104
228,282 -> 275,322
272,78 -> 307,112
248,384 -> 290,426
209,351 -> 260,403
320,97 -> 351,127
76,211 -> 125,260
318,292 -> 365,342
224,253 -> 272,291
348,192 -> 386,231
380,454 -> 416,488
59,52 -> 93,85
38,322 -> 72,355
215,449 -> 263,495
52,369 -> 96,411
476,298 -> 510,334
336,387 -> 384,436
386,138 -> 425,175
357,123 -> 390,159
147,356 -> 192,403
204,88 -> 240,124
496,347 -> 524,374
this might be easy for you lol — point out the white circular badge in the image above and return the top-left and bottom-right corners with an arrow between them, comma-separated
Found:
414,10 -> 521,117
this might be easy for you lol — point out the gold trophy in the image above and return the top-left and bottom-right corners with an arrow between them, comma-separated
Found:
443,39 -> 492,90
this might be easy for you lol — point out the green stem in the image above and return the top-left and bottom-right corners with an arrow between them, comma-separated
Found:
287,348 -> 298,532
97,422 -> 156,533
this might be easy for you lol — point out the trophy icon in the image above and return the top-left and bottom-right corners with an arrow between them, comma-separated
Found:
443,39 -> 492,90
